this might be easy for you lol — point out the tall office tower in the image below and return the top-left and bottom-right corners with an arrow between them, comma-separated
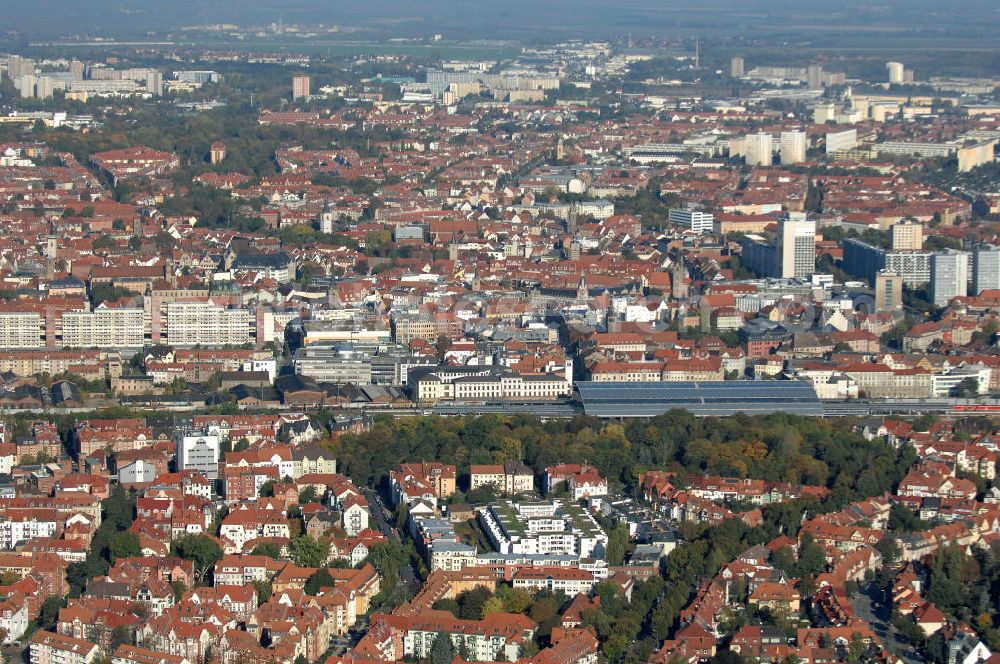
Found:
813,102 -> 836,124
886,61 -> 904,84
930,250 -> 969,307
875,271 -> 903,311
146,71 -> 162,95
779,130 -> 807,165
972,244 -> 1000,295
890,220 -> 923,251
807,64 -> 824,90
730,56 -> 745,78
34,76 -> 54,100
16,74 -> 37,98
745,132 -> 773,167
6,56 -> 35,79
779,215 -> 816,279
292,75 -> 311,99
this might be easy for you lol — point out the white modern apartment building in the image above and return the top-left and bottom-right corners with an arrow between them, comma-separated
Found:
175,430 -> 222,480
825,128 -> 858,154
0,312 -> 44,348
62,308 -> 145,348
0,514 -> 58,550
745,132 -> 773,167
972,245 -> 1000,295
779,216 -> 816,279
478,500 -> 608,559
779,130 -> 807,165
930,250 -> 970,307
1,595 -> 28,645
165,302 -> 251,346
668,208 -> 715,234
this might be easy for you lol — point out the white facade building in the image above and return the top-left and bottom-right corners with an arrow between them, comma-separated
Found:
930,250 -> 970,307
779,216 -> 816,279
668,209 -> 715,234
175,431 -> 222,480
779,131 -> 807,165
166,302 -> 251,347
745,132 -> 773,167
62,308 -> 145,348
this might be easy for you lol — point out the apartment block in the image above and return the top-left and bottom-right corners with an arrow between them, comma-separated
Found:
166,302 -> 251,347
61,309 -> 145,348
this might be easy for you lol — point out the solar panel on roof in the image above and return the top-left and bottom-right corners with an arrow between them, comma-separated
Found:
575,380 -> 823,417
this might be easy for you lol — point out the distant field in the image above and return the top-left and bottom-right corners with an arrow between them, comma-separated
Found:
204,39 -> 522,60
27,37 -> 521,61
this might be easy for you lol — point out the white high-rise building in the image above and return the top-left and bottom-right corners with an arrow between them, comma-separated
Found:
890,221 -> 923,251
15,74 -> 37,98
807,64 -> 824,90
668,209 -> 714,234
165,302 -> 251,346
176,431 -> 221,480
930,250 -> 969,307
745,132 -> 773,167
887,62 -> 905,84
972,245 -> 1000,296
62,309 -> 145,348
34,76 -> 55,100
730,56 -> 745,78
779,215 -> 816,279
813,102 -> 836,124
825,129 -> 858,155
292,75 -> 311,99
779,131 -> 807,165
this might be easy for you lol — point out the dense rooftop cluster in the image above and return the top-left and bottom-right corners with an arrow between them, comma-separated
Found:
0,27 -> 999,664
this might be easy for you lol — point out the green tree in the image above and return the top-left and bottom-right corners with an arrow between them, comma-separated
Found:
251,542 -> 283,559
954,377 -> 981,398
771,546 -> 797,576
304,568 -> 334,595
428,632 -> 456,664
606,522 -> 630,565
171,534 -> 223,585
108,531 -> 141,562
253,580 -> 273,604
366,542 -> 404,599
529,596 -> 559,625
298,486 -> 320,504
108,625 -> 131,650
432,599 -> 460,617
496,585 -> 533,614
38,595 -> 65,631
796,532 -> 827,578
290,535 -> 330,568
481,596 -> 505,618
457,586 -> 493,620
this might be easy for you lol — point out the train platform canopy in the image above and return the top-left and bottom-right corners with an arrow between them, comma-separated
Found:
575,380 -> 823,418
